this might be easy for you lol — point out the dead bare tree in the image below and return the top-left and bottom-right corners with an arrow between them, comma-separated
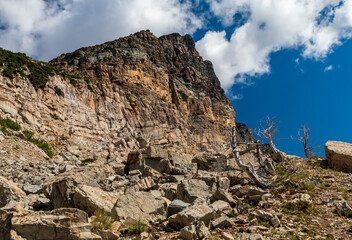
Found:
232,128 -> 295,188
255,115 -> 287,162
293,124 -> 320,158
255,116 -> 280,153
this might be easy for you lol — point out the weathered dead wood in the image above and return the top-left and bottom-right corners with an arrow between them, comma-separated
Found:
232,128 -> 295,188
293,124 -> 320,158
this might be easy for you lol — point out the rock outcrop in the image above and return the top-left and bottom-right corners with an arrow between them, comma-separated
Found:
0,30 -> 235,162
325,141 -> 352,172
11,208 -> 101,240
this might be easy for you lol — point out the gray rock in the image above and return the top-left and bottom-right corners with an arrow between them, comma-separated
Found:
192,154 -> 228,172
211,215 -> 232,228
335,201 -> 352,217
23,184 -> 42,194
176,179 -> 213,203
210,189 -> 237,207
210,200 -> 233,214
168,199 -> 190,217
111,191 -> 167,224
168,201 -> 216,229
179,221 -> 210,240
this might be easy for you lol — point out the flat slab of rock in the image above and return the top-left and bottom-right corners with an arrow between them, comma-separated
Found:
111,191 -> 167,224
167,199 -> 190,217
168,201 -> 216,229
11,208 -> 101,240
325,141 -> 352,172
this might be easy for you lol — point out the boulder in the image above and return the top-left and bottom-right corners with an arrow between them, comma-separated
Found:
11,208 -> 101,240
111,191 -> 167,224
167,199 -> 190,217
0,176 -> 26,208
211,215 -> 232,228
43,164 -> 118,212
179,221 -> 210,240
231,185 -> 268,202
210,189 -> 237,207
22,184 -> 42,194
72,185 -> 121,216
168,201 -> 216,229
157,182 -> 178,201
253,210 -> 280,228
176,179 -> 213,203
210,200 -> 233,214
192,154 -> 228,172
325,141 -> 352,172
335,201 -> 352,217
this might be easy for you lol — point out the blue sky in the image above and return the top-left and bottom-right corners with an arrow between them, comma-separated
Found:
1,0 -> 352,157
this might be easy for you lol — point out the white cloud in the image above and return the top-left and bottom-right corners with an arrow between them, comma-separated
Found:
196,0 -> 352,90
0,0 -> 202,60
324,65 -> 333,71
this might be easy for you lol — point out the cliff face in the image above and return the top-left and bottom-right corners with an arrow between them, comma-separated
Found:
0,30 -> 235,160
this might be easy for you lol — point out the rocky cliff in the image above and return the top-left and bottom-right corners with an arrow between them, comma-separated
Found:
0,30 -> 235,161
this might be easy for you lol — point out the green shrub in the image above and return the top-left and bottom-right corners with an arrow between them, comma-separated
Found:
23,130 -> 53,158
54,86 -> 64,97
91,211 -> 113,233
87,84 -> 94,92
82,158 -> 96,164
128,219 -> 148,234
257,217 -> 271,228
0,117 -> 21,131
0,48 -> 78,89
283,200 -> 311,213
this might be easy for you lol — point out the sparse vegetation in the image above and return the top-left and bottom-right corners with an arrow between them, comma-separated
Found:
87,84 -> 94,92
54,86 -> 65,97
91,211 -> 113,233
127,218 -> 148,234
257,217 -> 271,228
0,48 -> 81,89
23,130 -> 53,158
283,199 -> 312,213
0,117 -> 21,132
82,158 -> 96,164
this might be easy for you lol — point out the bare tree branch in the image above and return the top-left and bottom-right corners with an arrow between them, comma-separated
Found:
292,124 -> 320,158
232,128 -> 295,189
255,115 -> 281,154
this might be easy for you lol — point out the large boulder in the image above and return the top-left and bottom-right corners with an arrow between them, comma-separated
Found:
0,176 -> 26,208
325,141 -> 352,172
43,164 -> 120,214
168,201 -> 216,229
72,185 -> 121,216
111,191 -> 167,224
176,179 -> 213,203
192,154 -> 228,172
11,208 -> 101,240
167,199 -> 190,217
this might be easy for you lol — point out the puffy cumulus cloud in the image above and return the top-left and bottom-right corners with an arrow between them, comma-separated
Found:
0,0 -> 202,60
196,0 -> 352,90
